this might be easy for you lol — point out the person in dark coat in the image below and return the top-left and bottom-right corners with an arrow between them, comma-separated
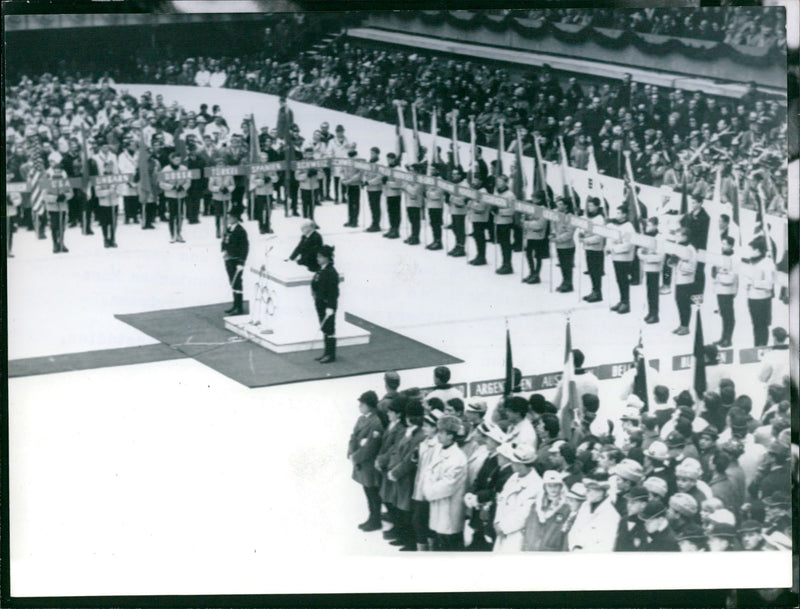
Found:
463,422 -> 511,550
288,219 -> 323,271
614,484 -> 649,551
311,244 -> 339,364
384,399 -> 426,551
683,193 -> 710,296
348,390 -> 385,532
221,206 -> 249,315
376,398 -> 408,541
639,498 -> 680,551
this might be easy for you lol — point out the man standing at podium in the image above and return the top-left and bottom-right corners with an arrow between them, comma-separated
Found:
222,206 -> 249,315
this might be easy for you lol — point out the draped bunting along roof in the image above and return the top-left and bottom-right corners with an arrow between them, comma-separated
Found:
384,10 -> 786,69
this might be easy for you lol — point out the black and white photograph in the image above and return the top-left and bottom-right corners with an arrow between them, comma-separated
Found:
2,0 -> 798,605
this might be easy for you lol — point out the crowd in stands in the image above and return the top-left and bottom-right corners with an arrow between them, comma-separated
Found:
55,38 -> 786,215
507,7 -> 786,48
347,359 -> 793,552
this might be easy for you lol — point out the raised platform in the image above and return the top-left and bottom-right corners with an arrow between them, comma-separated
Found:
224,313 -> 370,354
238,254 -> 369,353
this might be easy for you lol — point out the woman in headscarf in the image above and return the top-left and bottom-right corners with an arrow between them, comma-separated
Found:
521,470 -> 571,551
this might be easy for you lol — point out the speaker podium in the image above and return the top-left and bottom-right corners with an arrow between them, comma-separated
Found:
224,256 -> 370,354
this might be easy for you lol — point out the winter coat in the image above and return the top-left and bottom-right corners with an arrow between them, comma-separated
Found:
377,422 -> 407,503
348,412 -> 384,487
421,443 -> 468,535
521,493 -> 571,551
567,497 -> 620,552
493,469 -> 542,552
384,425 -> 425,511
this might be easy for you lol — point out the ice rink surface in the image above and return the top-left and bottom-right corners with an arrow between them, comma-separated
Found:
6,86 -> 792,597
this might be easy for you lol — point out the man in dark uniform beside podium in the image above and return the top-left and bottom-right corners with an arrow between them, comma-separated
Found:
312,244 -> 340,364
222,206 -> 249,315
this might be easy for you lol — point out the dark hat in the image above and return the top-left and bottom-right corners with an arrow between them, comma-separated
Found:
318,244 -> 335,260
335,124 -> 344,132
676,524 -> 707,542
384,370 -> 400,386
405,400 -> 424,419
387,398 -> 405,415
627,485 -> 649,501
582,393 -> 600,413
675,390 -> 694,407
665,431 -> 686,449
639,498 -> 667,521
738,520 -> 762,534
697,425 -> 719,440
529,393 -> 548,414
358,390 -> 378,409
504,395 -> 529,416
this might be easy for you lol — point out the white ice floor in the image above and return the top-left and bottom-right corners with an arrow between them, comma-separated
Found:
6,85 -> 793,596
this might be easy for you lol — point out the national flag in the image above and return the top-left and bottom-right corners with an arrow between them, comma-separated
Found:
753,183 -> 774,259
632,332 -> 649,412
623,153 -> 642,233
468,117 -> 477,181
707,166 -> 724,254
450,111 -> 460,170
679,171 -> 689,217
558,318 -> 581,445
173,107 -> 186,158
692,308 -> 707,397
503,324 -> 513,397
80,127 -> 92,193
558,136 -> 580,214
496,121 -> 504,176
531,133 -> 551,207
586,146 -> 609,217
731,169 -> 742,246
410,103 -> 421,165
25,134 -> 45,214
247,114 -> 261,205
511,129 -> 525,200
395,122 -> 405,159
137,127 -> 155,204
427,108 -> 438,177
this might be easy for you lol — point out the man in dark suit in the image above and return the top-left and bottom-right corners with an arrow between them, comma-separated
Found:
288,219 -> 323,271
684,192 -> 710,296
221,206 -> 249,315
311,244 -> 339,364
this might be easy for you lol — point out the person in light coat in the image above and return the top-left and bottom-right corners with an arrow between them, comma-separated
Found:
672,227 -> 698,335
493,443 -> 542,553
208,156 -> 235,239
411,409 -> 442,551
711,236 -> 739,347
567,471 -> 621,552
93,141 -> 121,248
607,204 -> 636,314
638,216 -> 664,324
422,414 -> 468,550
